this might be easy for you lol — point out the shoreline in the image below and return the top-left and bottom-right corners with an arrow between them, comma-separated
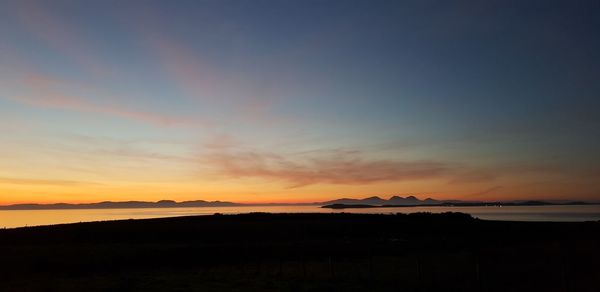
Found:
3,204 -> 600,229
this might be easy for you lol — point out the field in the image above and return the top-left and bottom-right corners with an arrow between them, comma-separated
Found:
1,213 -> 599,291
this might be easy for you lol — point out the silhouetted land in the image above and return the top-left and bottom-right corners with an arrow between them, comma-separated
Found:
1,196 -> 594,210
1,213 -> 599,291
322,201 -> 597,209
0,200 -> 239,210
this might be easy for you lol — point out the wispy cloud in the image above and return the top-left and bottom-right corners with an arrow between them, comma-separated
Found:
464,186 -> 504,198
199,135 -> 575,190
126,8 -> 224,102
64,134 -> 191,162
13,94 -> 193,126
7,73 -> 201,127
448,164 -> 563,184
201,142 -> 449,187
126,9 -> 287,125
12,0 -> 112,76
0,176 -> 102,186
150,36 -> 220,100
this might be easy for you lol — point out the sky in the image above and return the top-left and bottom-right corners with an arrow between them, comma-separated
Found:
0,0 -> 599,204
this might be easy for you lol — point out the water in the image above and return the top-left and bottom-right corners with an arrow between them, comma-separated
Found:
1,205 -> 599,228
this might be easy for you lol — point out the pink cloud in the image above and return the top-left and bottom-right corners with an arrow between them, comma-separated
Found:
199,137 -> 575,189
126,9 -> 223,101
8,73 -> 202,127
126,10 -> 287,125
464,186 -> 504,198
448,164 -> 564,184
13,1 -> 112,76
202,146 -> 449,187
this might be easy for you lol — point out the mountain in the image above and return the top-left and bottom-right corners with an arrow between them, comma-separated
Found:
0,200 -> 239,210
321,196 -> 598,209
2,196 -> 595,211
361,196 -> 388,205
388,195 -> 440,205
322,195 -> 440,206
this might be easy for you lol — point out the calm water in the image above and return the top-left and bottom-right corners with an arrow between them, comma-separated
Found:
1,205 -> 600,228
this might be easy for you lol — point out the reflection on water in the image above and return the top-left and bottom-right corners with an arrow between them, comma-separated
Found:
1,205 -> 600,228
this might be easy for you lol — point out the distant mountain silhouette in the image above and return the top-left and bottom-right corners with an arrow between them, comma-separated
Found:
0,200 -> 238,210
1,196 -> 595,210
321,196 -> 597,209
323,195 -> 441,206
323,196 -> 388,205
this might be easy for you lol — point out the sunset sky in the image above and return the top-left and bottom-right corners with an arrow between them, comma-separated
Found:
1,0 -> 599,204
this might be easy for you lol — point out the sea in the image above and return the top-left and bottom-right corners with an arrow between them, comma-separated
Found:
1,205 -> 600,229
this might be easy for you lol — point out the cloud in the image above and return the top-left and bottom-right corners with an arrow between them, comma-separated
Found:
126,9 -> 288,125
0,177 -> 102,186
464,186 -> 504,198
125,9 -> 224,101
64,134 -> 190,162
448,164 -> 564,184
12,0 -> 112,76
201,145 -> 449,187
447,170 -> 498,184
199,136 -> 572,189
7,73 -> 201,127
151,36 -> 220,100
13,94 -> 192,126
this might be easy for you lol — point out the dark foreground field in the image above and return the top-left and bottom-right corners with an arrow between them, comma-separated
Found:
1,213 -> 599,292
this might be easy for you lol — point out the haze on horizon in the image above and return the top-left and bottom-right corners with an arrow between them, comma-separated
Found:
1,0 -> 599,205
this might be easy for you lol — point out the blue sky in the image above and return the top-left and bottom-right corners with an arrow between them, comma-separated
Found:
0,0 -> 599,203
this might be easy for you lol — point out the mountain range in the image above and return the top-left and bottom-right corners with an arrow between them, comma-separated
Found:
322,195 -> 442,206
0,196 -> 595,210
320,196 -> 596,209
0,200 -> 237,210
